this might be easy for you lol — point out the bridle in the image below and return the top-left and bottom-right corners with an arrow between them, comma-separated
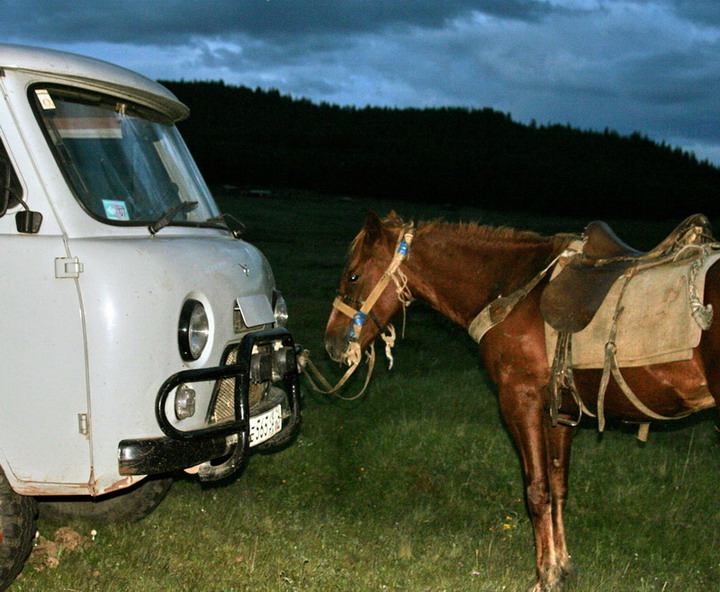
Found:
300,224 -> 415,400
332,224 -> 415,366
333,292 -> 385,336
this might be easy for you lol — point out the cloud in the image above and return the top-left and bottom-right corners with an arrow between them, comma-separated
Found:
672,0 -> 720,26
0,0 -> 718,163
0,0 -> 553,45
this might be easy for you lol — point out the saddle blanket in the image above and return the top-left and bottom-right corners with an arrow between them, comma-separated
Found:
545,251 -> 720,369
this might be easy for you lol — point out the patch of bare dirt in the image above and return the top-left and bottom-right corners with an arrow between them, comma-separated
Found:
30,527 -> 93,570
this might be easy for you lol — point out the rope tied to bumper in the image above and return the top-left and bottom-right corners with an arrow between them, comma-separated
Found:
298,343 -> 377,401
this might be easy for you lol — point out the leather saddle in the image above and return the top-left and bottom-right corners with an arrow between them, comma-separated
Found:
541,213 -> 712,333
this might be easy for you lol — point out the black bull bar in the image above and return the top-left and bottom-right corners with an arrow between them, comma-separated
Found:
118,328 -> 301,481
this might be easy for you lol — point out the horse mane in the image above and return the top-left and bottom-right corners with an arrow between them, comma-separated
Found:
422,220 -> 541,241
410,214 -> 574,249
347,212 -> 575,269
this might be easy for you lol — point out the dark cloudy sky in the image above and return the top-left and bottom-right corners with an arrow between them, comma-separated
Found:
3,0 -> 719,164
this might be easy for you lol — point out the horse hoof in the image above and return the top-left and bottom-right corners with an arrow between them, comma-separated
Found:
527,583 -> 566,592
527,567 -> 571,592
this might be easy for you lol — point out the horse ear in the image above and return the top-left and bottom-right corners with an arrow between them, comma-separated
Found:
362,210 -> 384,247
386,210 -> 405,226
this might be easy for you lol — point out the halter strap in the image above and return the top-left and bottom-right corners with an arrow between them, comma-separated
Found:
333,224 -> 415,343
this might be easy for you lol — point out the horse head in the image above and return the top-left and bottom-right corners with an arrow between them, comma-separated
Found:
324,210 -> 413,365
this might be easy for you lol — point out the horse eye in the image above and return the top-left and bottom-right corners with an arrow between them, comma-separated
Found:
349,274 -> 360,283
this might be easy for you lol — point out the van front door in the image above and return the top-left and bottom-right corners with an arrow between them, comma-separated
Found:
0,103 -> 92,493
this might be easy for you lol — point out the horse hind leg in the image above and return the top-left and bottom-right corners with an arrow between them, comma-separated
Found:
545,420 -> 574,581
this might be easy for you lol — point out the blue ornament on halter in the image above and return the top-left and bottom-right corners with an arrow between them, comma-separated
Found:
349,311 -> 367,339
397,239 -> 409,256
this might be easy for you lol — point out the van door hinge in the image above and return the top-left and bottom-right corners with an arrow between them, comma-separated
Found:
55,257 -> 84,278
78,413 -> 89,437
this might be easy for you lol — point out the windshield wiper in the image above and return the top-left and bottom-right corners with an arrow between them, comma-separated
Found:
148,201 -> 198,235
204,213 -> 246,238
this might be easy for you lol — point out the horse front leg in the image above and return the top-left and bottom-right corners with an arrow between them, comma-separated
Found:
498,383 -> 566,592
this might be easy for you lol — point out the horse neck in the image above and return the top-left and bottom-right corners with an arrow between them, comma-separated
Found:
402,226 -> 563,328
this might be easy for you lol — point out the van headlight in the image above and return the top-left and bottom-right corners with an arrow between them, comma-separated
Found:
272,290 -> 289,327
178,299 -> 210,361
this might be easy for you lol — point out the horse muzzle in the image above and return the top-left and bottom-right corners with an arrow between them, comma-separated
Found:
325,334 -> 364,366
324,336 -> 346,363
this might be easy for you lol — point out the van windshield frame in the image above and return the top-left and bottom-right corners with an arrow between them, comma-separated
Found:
30,84 -> 222,229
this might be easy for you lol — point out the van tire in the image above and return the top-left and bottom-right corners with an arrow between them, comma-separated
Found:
37,476 -> 172,524
0,470 -> 36,592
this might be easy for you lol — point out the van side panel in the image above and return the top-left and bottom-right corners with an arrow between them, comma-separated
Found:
0,235 -> 92,492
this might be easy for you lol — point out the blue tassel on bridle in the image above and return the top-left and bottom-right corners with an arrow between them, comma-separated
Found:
349,311 -> 367,340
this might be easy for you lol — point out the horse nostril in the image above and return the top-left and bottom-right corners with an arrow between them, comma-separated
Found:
325,334 -> 353,363
325,338 -> 341,362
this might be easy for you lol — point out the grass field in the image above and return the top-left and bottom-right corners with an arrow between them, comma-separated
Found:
15,192 -> 720,591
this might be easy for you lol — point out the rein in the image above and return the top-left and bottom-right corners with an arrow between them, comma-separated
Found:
301,224 -> 415,401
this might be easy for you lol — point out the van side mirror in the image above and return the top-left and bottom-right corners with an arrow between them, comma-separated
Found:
15,210 -> 43,234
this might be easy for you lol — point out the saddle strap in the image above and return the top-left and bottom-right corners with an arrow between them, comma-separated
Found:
469,248 -> 575,343
595,270 -> 691,434
596,271 -> 632,432
597,341 -> 690,430
549,332 -> 596,427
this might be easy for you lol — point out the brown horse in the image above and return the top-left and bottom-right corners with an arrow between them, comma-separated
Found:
324,211 -> 720,592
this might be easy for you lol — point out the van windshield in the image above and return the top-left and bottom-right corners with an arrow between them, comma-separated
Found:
32,86 -> 219,227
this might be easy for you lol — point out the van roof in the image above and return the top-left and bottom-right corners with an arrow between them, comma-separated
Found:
0,43 -> 189,121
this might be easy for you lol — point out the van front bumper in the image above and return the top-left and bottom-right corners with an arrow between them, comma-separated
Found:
117,328 -> 301,480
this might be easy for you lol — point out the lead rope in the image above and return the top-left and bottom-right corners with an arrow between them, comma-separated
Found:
298,343 -> 377,401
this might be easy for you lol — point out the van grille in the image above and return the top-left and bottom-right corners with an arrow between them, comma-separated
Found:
209,345 -> 265,424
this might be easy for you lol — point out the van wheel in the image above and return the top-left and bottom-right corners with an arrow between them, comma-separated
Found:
0,470 -> 36,591
37,476 -> 172,524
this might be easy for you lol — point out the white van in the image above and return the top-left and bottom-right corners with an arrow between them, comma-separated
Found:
0,43 -> 301,588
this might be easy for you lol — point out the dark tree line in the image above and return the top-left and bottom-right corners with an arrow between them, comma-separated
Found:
163,80 -> 720,219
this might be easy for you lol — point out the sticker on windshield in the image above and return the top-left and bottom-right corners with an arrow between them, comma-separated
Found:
35,89 -> 56,110
102,200 -> 130,221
